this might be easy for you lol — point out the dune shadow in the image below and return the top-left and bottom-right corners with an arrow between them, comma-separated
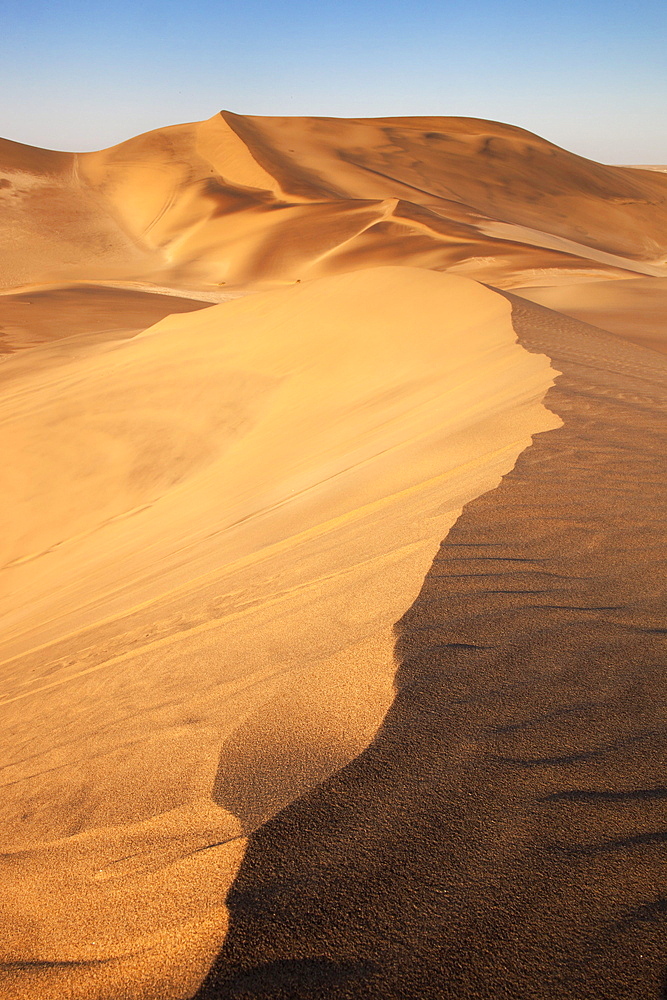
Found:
194,302 -> 667,999
209,957 -> 379,999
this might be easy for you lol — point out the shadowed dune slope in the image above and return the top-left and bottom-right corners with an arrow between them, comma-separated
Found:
194,298 -> 667,1000
516,276 -> 667,355
0,268 -> 559,999
2,112 -> 667,294
0,283 -> 210,353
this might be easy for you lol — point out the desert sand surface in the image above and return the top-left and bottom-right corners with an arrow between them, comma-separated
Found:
0,112 -> 666,999
0,283 -> 211,353
198,299 -> 667,1000
516,276 -> 667,355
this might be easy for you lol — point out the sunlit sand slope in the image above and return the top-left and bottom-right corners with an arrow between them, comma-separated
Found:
0,268 -> 558,999
195,297 -> 667,1000
2,113 -> 666,293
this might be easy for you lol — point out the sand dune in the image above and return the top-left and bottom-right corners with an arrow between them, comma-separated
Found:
3,112 -> 667,294
0,267 -> 558,998
1,111 -> 665,999
198,298 -> 667,1000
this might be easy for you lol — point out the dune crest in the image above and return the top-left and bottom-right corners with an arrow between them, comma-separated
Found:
0,267 -> 559,998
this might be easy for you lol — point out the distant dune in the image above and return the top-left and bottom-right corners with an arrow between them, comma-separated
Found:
0,113 -> 665,1000
2,112 -> 667,294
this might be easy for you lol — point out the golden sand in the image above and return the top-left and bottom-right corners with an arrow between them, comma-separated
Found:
1,112 -> 665,999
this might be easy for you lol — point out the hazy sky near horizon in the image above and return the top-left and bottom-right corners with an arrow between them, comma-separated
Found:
3,0 -> 666,162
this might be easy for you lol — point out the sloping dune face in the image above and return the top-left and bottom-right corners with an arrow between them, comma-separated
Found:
516,276 -> 667,355
197,297 -> 667,1000
0,268 -> 559,998
0,138 -> 153,288
2,111 -> 667,294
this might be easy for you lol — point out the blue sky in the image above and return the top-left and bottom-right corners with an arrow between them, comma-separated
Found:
2,0 -> 666,162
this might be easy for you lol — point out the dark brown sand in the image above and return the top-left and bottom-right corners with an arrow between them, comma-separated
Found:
194,299 -> 667,999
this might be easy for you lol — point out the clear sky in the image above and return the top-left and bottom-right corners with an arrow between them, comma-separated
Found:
2,0 -> 666,163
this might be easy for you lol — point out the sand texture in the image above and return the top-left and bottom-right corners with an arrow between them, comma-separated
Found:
0,112 -> 665,999
197,299 -> 667,1000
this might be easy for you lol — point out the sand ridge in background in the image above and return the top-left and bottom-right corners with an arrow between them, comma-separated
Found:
0,111 -> 665,999
3,109 -> 666,363
2,111 -> 667,293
